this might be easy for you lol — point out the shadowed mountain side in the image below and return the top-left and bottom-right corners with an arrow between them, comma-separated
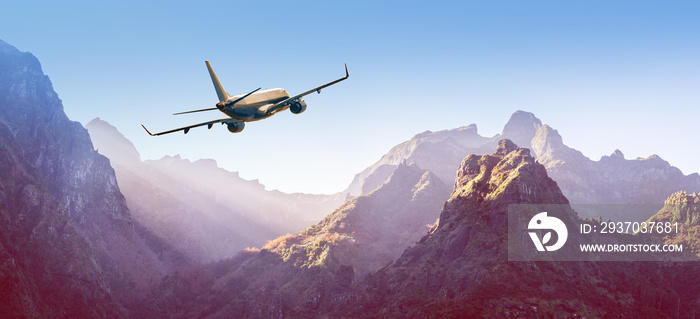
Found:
0,120 -> 123,318
87,118 -> 345,262
0,39 -> 182,317
135,162 -> 450,318
343,140 -> 700,318
270,162 -> 451,280
347,124 -> 492,196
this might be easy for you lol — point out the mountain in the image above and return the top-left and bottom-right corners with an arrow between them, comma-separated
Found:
0,39 -> 180,317
344,140 -> 700,318
531,123 -> 700,208
135,161 -> 450,317
87,118 -> 345,262
136,140 -> 700,318
347,124 -> 491,196
349,111 -> 700,223
0,115 -> 122,317
268,162 -> 451,280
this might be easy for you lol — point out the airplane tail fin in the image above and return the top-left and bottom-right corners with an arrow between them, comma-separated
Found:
206,61 -> 231,102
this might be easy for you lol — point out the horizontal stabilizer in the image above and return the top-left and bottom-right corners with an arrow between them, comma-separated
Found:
173,107 -> 218,115
227,87 -> 262,107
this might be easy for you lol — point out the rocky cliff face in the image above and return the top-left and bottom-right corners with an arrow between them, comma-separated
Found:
0,39 -> 177,317
647,191 -> 700,255
87,118 -> 346,262
0,116 -> 123,317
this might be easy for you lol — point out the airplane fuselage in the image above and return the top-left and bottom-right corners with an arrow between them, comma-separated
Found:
218,88 -> 290,122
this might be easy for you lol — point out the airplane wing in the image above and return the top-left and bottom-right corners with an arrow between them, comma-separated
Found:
141,118 -> 241,136
266,64 -> 349,115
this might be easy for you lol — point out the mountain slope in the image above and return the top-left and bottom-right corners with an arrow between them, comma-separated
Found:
87,118 -> 346,262
532,124 -> 700,208
268,162 -> 451,280
345,140 -> 700,318
136,162 -> 451,318
646,191 -> 700,255
0,39 -> 178,317
347,124 -> 491,196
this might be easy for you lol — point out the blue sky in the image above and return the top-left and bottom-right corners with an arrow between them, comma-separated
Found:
2,1 -> 699,194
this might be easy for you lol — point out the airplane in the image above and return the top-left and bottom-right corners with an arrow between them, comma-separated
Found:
141,61 -> 348,136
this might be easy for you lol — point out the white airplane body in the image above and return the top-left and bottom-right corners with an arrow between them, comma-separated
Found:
142,61 -> 348,135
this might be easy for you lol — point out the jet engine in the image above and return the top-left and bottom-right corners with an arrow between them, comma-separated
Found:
290,100 -> 307,114
227,122 -> 245,133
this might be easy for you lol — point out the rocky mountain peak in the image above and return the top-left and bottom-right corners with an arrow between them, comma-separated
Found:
610,149 -> 625,159
459,123 -> 478,131
447,139 -> 567,230
0,40 -> 62,113
339,139 -> 590,317
500,110 -> 542,148
647,191 -> 700,256
666,191 -> 700,204
533,124 -> 563,144
495,138 -> 518,156
86,117 -> 141,164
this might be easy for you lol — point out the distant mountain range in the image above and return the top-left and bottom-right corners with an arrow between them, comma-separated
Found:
87,118 -> 345,262
349,110 -> 700,222
136,140 -> 700,318
87,108 -> 700,264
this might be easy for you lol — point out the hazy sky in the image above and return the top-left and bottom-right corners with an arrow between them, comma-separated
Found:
2,1 -> 698,194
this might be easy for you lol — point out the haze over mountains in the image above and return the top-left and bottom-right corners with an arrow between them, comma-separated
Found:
4,38 -> 700,318
87,109 -> 700,264
136,140 -> 700,318
87,118 -> 345,262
